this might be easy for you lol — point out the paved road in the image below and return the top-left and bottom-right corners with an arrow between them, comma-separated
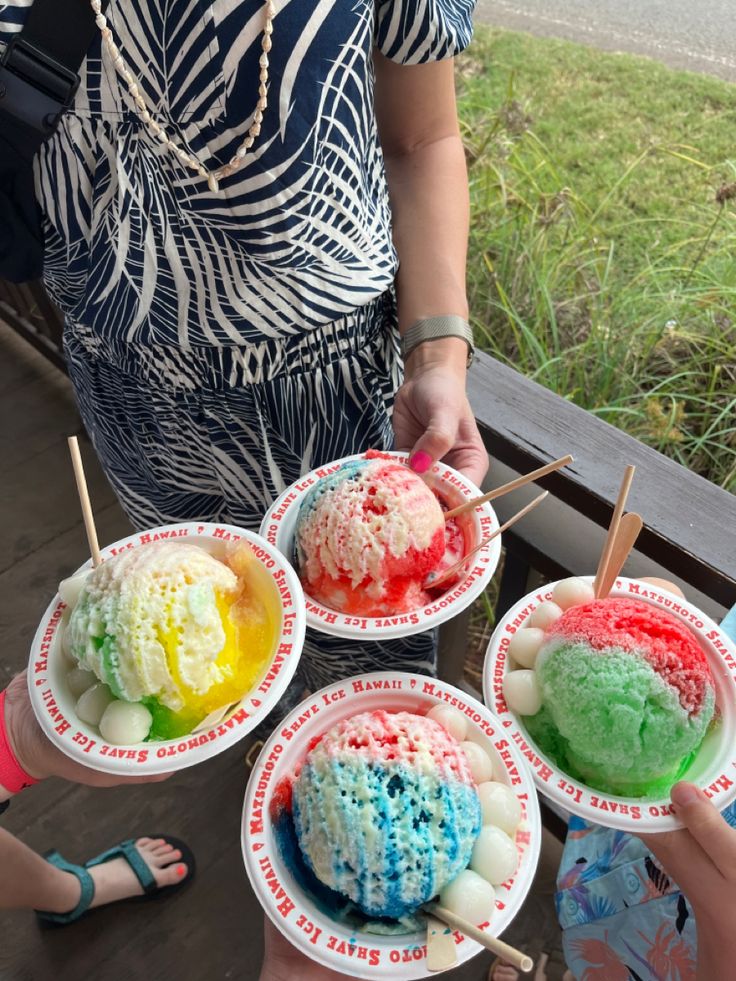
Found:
476,0 -> 736,82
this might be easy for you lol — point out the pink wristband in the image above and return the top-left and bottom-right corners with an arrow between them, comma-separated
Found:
0,688 -> 39,794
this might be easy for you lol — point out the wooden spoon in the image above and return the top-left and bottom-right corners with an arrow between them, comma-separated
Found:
593,464 -> 636,598
597,512 -> 644,598
426,914 -> 458,971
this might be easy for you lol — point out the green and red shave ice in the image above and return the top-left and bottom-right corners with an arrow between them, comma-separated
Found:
504,592 -> 716,798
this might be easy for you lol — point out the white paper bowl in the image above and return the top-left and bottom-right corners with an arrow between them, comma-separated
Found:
259,451 -> 501,640
483,577 -> 736,832
242,671 -> 541,980
27,523 -> 306,776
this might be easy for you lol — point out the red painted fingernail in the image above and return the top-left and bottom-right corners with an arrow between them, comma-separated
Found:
176,864 -> 186,877
409,451 -> 432,475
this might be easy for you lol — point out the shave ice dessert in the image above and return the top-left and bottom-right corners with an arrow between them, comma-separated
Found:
270,705 -> 523,932
502,579 -> 717,797
61,540 -> 279,744
295,454 -> 467,616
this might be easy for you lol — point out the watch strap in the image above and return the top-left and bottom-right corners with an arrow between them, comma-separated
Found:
401,316 -> 474,367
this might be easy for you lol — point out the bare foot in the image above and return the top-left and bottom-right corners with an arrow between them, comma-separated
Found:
46,837 -> 187,913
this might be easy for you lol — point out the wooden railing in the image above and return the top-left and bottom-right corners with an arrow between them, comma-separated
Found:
468,354 -> 735,607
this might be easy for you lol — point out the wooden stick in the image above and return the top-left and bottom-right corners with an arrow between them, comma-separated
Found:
593,464 -> 636,598
427,491 -> 548,590
67,436 -> 102,568
597,512 -> 643,599
424,903 -> 534,974
443,454 -> 573,521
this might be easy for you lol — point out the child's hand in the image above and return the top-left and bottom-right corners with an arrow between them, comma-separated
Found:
640,782 -> 736,979
260,918 -> 352,981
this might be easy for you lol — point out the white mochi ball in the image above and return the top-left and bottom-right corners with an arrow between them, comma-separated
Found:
99,701 -> 152,745
528,601 -> 563,629
76,684 -> 114,726
58,618 -> 77,667
439,869 -> 496,924
61,622 -> 73,660
477,782 -> 523,835
58,569 -> 92,610
552,577 -> 595,611
508,628 -> 545,669
67,667 -> 98,699
460,741 -> 494,783
470,825 -> 519,886
503,670 -> 542,716
426,704 -> 468,741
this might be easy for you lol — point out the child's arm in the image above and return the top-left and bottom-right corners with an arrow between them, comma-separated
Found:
640,783 -> 736,981
1,671 -> 169,796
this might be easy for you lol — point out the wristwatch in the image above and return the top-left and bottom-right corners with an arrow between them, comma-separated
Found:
400,316 -> 475,368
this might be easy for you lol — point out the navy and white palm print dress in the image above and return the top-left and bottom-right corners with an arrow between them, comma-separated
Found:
0,0 -> 476,693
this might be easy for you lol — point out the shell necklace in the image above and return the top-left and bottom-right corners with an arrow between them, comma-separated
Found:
90,0 -> 275,193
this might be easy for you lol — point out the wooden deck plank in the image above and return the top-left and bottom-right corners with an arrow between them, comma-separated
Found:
0,321 -> 58,397
0,285 -> 66,373
0,746 -> 264,981
0,371 -> 82,472
0,503 -> 131,690
1,438 -> 120,577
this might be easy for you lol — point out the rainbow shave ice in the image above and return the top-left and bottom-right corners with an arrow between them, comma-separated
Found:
520,596 -> 716,796
64,541 -> 276,741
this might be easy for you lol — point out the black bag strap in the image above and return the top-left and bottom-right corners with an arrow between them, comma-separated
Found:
0,0 -> 109,281
22,0 -> 102,67
0,0 -> 108,152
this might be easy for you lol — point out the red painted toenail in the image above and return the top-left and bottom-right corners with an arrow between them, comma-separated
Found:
177,865 -> 186,877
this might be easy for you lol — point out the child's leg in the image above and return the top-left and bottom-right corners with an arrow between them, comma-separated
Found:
0,828 -> 186,913
0,827 -> 79,912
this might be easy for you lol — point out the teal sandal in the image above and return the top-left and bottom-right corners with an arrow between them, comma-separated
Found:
36,834 -> 195,926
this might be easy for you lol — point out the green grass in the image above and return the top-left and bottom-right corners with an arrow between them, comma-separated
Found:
457,28 -> 736,492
